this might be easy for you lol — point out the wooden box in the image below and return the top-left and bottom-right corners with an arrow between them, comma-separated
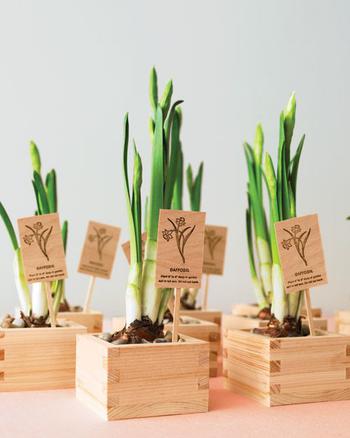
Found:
58,310 -> 103,333
232,303 -> 260,317
179,309 -> 222,327
0,322 -> 87,392
223,314 -> 328,332
112,316 -> 220,377
165,317 -> 220,377
223,328 -> 350,406
335,311 -> 350,335
232,303 -> 322,318
76,334 -> 209,420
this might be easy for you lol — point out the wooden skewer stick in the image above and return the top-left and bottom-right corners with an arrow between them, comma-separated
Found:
167,293 -> 175,316
44,282 -> 56,328
202,274 -> 210,310
304,289 -> 315,336
172,288 -> 181,342
83,276 -> 96,313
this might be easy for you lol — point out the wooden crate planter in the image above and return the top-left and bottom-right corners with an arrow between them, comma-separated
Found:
223,313 -> 267,331
223,314 -> 328,332
232,303 -> 322,318
58,310 -> 103,333
0,322 -> 87,392
112,316 -> 220,377
335,311 -> 350,335
165,317 -> 220,377
179,309 -> 222,328
223,328 -> 350,406
232,303 -> 261,317
76,334 -> 209,420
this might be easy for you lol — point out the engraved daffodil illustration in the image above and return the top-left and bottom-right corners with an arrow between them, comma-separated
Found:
23,221 -> 53,261
89,227 -> 112,260
205,229 -> 222,260
281,224 -> 311,266
162,217 -> 196,264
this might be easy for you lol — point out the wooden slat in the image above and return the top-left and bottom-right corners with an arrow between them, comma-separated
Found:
232,303 -> 322,318
0,322 -> 87,391
58,310 -> 103,333
223,329 -> 350,406
179,310 -> 222,327
76,334 -> 209,420
112,316 -> 220,377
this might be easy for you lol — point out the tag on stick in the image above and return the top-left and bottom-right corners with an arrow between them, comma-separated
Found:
203,225 -> 228,275
155,209 -> 206,289
78,221 -> 121,279
17,213 -> 68,283
275,214 -> 328,293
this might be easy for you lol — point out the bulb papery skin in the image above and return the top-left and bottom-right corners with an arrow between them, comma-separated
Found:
31,282 -> 48,318
13,250 -> 31,316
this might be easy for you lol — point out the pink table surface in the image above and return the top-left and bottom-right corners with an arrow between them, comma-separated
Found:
1,317 -> 347,438
1,376 -> 350,438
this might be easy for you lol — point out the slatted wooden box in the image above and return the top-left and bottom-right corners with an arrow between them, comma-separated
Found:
165,317 -> 220,377
111,316 -> 220,377
0,321 -> 87,392
223,328 -> 350,406
179,310 -> 222,328
335,311 -> 350,335
76,334 -> 209,420
223,314 -> 328,332
58,310 -> 103,333
232,303 -> 322,318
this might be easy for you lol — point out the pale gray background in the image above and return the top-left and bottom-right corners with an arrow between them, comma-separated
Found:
0,0 -> 348,317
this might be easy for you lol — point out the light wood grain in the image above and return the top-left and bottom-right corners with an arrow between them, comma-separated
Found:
202,274 -> 209,310
223,314 -> 327,332
78,221 -> 120,279
0,321 -> 87,392
76,334 -> 209,420
203,225 -> 228,275
301,307 -> 322,318
336,311 -> 350,334
232,303 -> 261,317
111,316 -> 220,377
275,214 -> 328,293
166,317 -> 220,377
180,309 -> 222,327
17,213 -> 67,283
45,281 -> 56,327
223,328 -> 350,406
58,310 -> 103,333
172,288 -> 181,342
83,276 -> 96,313
304,289 -> 315,335
232,303 -> 322,318
155,209 -> 206,289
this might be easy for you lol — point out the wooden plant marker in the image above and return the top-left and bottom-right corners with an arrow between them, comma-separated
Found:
275,214 -> 328,336
202,225 -> 228,310
17,213 -> 68,328
156,209 -> 206,342
172,288 -> 181,342
78,221 -> 121,312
